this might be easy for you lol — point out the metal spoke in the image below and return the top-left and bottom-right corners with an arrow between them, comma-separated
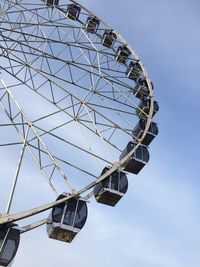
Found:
6,126 -> 29,214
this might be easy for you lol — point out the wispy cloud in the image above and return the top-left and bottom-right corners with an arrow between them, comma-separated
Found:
1,0 -> 199,266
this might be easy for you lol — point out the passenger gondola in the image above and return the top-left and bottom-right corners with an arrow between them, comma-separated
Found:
136,98 -> 159,119
0,226 -> 20,266
66,4 -> 81,20
115,45 -> 131,64
94,167 -> 128,206
133,119 -> 159,146
47,194 -> 88,243
101,30 -> 117,48
85,16 -> 100,33
134,77 -> 150,99
44,0 -> 59,6
126,61 -> 142,81
120,142 -> 150,174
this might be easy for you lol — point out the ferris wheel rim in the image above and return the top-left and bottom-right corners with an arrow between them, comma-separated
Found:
0,0 -> 155,227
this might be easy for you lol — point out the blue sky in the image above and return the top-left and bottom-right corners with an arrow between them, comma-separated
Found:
1,0 -> 200,266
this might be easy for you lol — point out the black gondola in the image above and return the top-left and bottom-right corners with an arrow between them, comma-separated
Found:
66,4 -> 81,20
44,0 -> 59,6
0,227 -> 20,266
126,61 -> 142,81
133,119 -> 159,146
85,16 -> 100,33
136,99 -> 159,118
115,45 -> 131,64
134,77 -> 150,99
119,142 -> 150,174
47,194 -> 88,243
94,167 -> 128,206
101,30 -> 117,48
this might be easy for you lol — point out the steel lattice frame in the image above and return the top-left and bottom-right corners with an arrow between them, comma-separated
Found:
0,0 -> 154,231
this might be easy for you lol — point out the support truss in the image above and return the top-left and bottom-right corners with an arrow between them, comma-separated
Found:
0,0 -> 155,231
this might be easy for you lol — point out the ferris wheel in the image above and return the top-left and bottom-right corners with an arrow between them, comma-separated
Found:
0,0 -> 159,265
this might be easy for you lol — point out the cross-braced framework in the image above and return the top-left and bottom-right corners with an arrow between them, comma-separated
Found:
0,0 -> 155,233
